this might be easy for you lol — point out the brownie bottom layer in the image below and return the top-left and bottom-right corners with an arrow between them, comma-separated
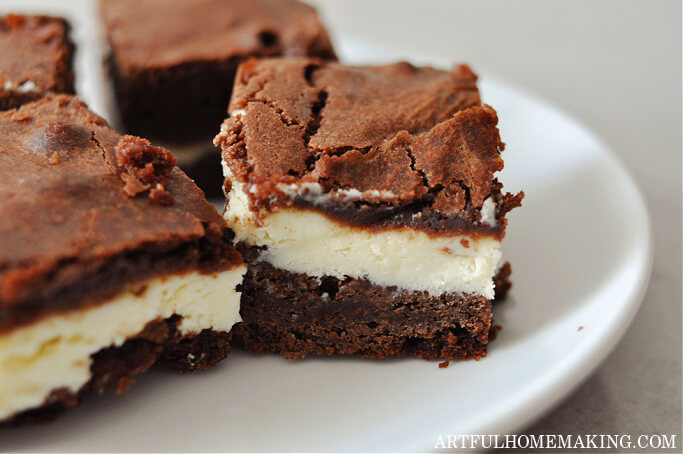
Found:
2,316 -> 230,426
233,247 -> 512,362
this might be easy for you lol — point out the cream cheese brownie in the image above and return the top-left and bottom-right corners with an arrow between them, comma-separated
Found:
0,95 -> 245,424
100,0 -> 337,195
215,58 -> 523,363
0,15 -> 75,110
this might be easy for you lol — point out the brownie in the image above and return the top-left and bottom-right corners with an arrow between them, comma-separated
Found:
100,0 -> 336,194
0,15 -> 75,110
0,95 -> 245,423
216,58 -> 523,364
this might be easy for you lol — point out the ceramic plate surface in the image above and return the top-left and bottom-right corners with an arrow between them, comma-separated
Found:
0,1 -> 652,451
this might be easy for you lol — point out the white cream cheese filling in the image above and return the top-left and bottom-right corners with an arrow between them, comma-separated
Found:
223,162 -> 502,299
0,266 -> 245,421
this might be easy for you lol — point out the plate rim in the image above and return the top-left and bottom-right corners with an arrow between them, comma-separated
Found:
336,36 -> 654,450
404,64 -> 653,452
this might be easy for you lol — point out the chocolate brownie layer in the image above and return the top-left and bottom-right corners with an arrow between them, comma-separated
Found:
100,0 -> 336,145
217,58 -> 522,235
0,15 -> 74,110
0,95 -> 245,423
0,95 -> 242,332
0,234 -> 238,335
232,245 -> 511,362
2,315 -> 230,426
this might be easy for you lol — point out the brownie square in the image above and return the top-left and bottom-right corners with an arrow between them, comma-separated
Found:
0,95 -> 245,424
0,15 -> 75,110
100,0 -> 336,145
215,58 -> 523,363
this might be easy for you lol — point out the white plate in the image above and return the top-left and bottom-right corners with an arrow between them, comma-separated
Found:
0,2 -> 652,452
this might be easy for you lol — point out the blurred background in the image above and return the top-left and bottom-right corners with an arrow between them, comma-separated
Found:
307,0 -> 682,441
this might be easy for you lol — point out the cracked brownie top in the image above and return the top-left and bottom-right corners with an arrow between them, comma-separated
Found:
0,95 -> 242,330
215,58 -> 522,236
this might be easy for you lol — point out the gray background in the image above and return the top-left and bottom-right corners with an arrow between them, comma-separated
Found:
309,0 -> 682,444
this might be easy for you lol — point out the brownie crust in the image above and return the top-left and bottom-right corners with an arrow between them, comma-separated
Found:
0,95 -> 242,334
217,58 -> 523,237
0,15 -> 75,110
232,245 -> 512,362
2,315 -> 231,426
100,0 -> 336,144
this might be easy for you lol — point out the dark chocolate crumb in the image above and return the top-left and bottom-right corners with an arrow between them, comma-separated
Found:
115,135 -> 177,204
257,30 -> 278,48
